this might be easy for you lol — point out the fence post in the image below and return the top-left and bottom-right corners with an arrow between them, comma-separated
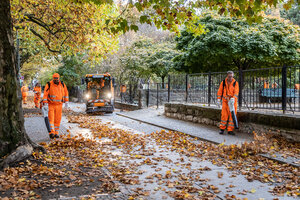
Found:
168,75 -> 170,103
157,83 -> 159,109
138,89 -> 142,109
282,65 -> 287,114
146,81 -> 150,107
299,66 -> 300,112
208,72 -> 211,106
238,68 -> 243,110
129,84 -> 132,103
185,74 -> 189,103
120,84 -> 123,103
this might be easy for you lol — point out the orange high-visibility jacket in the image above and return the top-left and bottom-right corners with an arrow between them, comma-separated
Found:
217,78 -> 239,102
21,86 -> 28,96
34,86 -> 41,95
42,81 -> 69,104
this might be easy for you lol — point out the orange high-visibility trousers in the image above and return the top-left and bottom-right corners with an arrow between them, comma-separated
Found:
34,94 -> 40,108
48,103 -> 63,135
220,100 -> 237,132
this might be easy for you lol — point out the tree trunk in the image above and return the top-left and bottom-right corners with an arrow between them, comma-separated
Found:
0,0 -> 44,169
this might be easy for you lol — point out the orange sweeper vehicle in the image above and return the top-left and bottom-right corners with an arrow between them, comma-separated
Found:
84,73 -> 115,114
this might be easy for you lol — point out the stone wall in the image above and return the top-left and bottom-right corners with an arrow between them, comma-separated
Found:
165,103 -> 300,142
114,101 -> 140,111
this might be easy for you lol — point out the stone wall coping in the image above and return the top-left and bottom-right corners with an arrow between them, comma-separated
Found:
165,103 -> 300,119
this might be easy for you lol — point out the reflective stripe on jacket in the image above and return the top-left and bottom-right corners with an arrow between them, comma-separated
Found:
42,80 -> 69,104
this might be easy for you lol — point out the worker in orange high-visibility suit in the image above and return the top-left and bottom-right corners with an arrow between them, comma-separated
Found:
21,84 -> 29,104
264,80 -> 270,89
217,71 -> 239,135
272,82 -> 278,88
42,73 -> 69,139
100,79 -> 105,88
33,83 -> 42,108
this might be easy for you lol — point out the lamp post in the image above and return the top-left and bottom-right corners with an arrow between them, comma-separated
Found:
16,31 -> 22,86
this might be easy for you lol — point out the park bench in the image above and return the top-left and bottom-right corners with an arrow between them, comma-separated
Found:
259,88 -> 297,103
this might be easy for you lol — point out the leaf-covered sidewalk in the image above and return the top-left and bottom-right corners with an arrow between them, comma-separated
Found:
0,109 -> 299,199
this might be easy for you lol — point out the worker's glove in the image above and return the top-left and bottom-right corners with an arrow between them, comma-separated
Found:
216,99 -> 221,108
64,102 -> 69,109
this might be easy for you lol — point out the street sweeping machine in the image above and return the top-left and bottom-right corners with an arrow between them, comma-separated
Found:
83,73 -> 115,114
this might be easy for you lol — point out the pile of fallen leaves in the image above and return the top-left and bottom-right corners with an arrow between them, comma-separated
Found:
68,114 -> 147,151
0,134 -> 120,199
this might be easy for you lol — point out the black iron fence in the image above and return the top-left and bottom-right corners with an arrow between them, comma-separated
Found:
115,65 -> 300,114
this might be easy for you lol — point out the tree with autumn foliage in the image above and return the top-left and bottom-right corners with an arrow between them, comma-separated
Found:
57,54 -> 91,88
148,42 -> 179,87
119,37 -> 179,87
1,0 -> 298,168
11,0 -> 120,68
174,13 -> 300,73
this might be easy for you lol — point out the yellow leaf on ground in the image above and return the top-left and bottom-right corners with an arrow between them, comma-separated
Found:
251,188 -> 256,193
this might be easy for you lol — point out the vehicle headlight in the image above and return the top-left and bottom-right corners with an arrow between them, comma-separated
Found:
85,94 -> 90,99
107,93 -> 112,98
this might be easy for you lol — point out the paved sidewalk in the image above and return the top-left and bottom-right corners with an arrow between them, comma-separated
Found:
24,116 -> 70,142
25,117 -> 50,143
117,107 -> 253,145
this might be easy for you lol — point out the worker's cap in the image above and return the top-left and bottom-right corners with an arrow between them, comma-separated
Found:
53,73 -> 60,80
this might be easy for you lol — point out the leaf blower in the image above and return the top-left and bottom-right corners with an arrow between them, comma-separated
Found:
229,98 -> 238,129
42,104 -> 51,133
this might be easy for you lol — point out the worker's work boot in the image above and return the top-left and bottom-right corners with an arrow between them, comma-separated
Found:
228,131 -> 235,135
49,133 -> 55,139
219,129 -> 224,135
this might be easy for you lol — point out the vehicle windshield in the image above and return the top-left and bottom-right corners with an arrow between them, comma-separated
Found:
86,76 -> 111,99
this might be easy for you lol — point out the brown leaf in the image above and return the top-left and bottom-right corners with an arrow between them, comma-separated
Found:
217,172 -> 223,178
69,175 -> 76,180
